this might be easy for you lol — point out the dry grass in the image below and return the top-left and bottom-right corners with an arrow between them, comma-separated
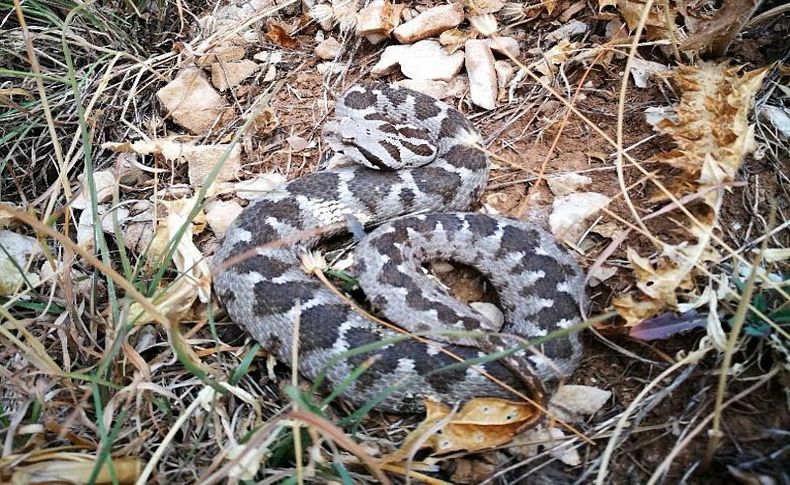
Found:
1,0 -> 788,483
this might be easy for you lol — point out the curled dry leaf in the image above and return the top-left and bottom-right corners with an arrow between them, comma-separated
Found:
265,23 -> 298,49
614,64 -> 767,325
530,39 -> 579,84
0,230 -> 42,295
383,398 -> 539,462
71,171 -> 117,210
129,197 -> 210,325
629,310 -> 707,341
513,425 -> 579,465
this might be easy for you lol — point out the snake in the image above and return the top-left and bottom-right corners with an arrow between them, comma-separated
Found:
212,83 -> 585,413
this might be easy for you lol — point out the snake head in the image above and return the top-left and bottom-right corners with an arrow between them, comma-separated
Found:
323,117 -> 437,171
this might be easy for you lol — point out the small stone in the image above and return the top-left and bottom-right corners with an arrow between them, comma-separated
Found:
431,261 -> 454,273
356,0 -> 403,44
371,44 -> 409,77
205,200 -> 244,238
253,51 -> 283,64
464,39 -> 497,110
392,2 -> 465,43
157,68 -> 234,134
487,36 -> 520,58
470,302 -> 504,329
315,37 -> 342,60
395,79 -> 449,99
287,135 -> 308,152
317,62 -> 344,75
547,172 -> 593,197
399,40 -> 464,81
263,64 -> 277,82
196,44 -> 246,66
184,144 -> 242,187
210,60 -> 259,92
550,192 -> 611,241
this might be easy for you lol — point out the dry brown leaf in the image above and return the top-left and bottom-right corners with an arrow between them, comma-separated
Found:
614,0 -> 671,40
2,453 -> 142,484
680,0 -> 762,57
531,39 -> 580,83
612,293 -> 666,325
542,0 -> 558,15
265,23 -> 298,49
129,197 -> 210,325
250,107 -> 279,135
383,398 -> 539,463
654,64 -> 767,186
614,63 -> 767,325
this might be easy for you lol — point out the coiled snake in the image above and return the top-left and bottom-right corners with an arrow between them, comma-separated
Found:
212,84 -> 585,412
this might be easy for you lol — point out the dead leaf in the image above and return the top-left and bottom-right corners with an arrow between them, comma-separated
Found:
513,424 -> 579,465
541,0 -> 558,15
0,230 -> 42,295
679,0 -> 762,57
612,294 -> 666,325
615,63 -> 767,325
265,23 -> 298,49
383,398 -> 539,462
629,310 -> 707,341
128,197 -> 210,325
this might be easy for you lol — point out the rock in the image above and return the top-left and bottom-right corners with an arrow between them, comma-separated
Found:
547,172 -> 593,196
446,75 -> 470,98
549,192 -> 611,241
373,40 -> 464,81
263,64 -> 277,82
157,68 -> 234,134
545,20 -> 588,44
205,200 -> 244,238
356,0 -> 403,44
464,39 -> 497,110
371,44 -> 409,77
183,144 -> 242,187
196,44 -> 246,66
210,60 -> 259,91
399,40 -> 464,80
392,2 -> 464,43
253,51 -> 283,64
487,36 -> 520,58
315,37 -> 342,59
317,62 -> 344,75
395,79 -> 449,99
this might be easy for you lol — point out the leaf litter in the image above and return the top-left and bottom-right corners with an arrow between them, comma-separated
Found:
1,0 -> 788,483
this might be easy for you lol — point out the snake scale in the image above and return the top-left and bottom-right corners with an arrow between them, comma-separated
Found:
212,84 -> 585,413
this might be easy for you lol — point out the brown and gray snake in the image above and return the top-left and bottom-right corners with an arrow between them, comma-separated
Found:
212,83 -> 585,413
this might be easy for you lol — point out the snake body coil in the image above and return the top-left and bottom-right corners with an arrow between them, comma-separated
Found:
212,84 -> 585,412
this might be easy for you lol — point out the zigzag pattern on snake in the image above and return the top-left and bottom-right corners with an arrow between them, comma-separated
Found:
212,84 -> 585,413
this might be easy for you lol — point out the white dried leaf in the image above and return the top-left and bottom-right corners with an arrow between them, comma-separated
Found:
630,58 -> 670,89
71,171 -> 117,210
234,173 -> 286,200
0,230 -> 43,295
